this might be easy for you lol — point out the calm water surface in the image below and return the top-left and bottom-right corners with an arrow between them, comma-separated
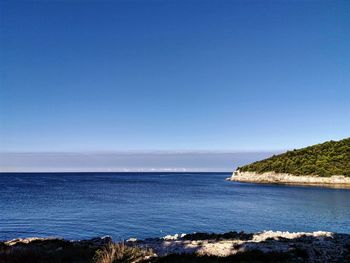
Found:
1,172 -> 350,240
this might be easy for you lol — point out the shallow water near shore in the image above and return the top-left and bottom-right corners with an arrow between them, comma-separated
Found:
1,172 -> 350,241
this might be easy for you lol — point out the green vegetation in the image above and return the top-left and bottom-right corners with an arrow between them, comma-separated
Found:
238,138 -> 350,177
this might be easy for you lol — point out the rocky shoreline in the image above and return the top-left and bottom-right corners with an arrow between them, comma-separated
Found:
1,230 -> 350,262
228,170 -> 350,188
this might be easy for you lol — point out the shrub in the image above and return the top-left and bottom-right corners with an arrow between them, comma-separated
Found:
93,242 -> 153,263
239,138 -> 350,177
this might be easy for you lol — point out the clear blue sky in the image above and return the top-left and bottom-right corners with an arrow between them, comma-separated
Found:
1,0 -> 349,152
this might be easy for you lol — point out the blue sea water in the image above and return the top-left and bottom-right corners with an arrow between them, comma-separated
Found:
1,172 -> 350,241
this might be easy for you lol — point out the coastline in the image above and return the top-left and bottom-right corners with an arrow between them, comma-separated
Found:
228,170 -> 350,189
2,230 -> 350,262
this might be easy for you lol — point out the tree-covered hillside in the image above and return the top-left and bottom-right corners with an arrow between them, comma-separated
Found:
239,138 -> 350,177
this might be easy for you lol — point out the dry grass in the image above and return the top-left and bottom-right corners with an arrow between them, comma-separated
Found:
93,242 -> 154,263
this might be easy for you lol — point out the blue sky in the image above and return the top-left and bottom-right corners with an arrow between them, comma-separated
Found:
1,0 -> 350,154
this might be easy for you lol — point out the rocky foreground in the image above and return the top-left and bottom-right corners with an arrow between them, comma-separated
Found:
229,170 -> 350,188
1,230 -> 350,263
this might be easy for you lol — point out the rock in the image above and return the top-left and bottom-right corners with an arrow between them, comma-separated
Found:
75,236 -> 112,247
230,171 -> 350,188
2,231 -> 349,262
132,230 -> 350,261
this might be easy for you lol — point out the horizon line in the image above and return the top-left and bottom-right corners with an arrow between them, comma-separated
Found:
0,150 -> 285,155
0,171 -> 232,173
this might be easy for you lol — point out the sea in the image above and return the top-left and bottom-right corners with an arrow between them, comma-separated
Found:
1,172 -> 350,241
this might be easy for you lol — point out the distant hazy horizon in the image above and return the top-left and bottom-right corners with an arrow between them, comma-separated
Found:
0,151 -> 278,173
